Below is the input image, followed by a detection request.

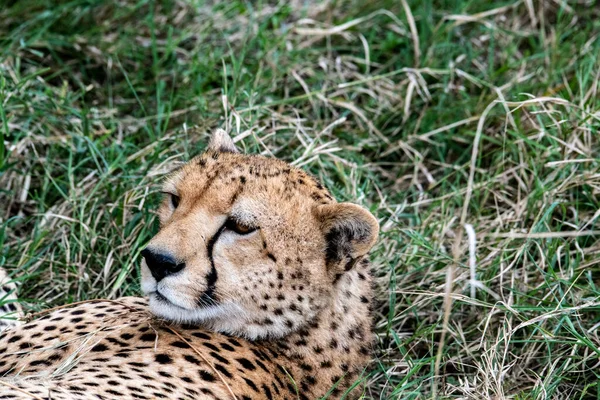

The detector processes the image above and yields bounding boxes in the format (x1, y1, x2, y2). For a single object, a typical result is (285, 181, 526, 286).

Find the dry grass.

(1, 0, 599, 398)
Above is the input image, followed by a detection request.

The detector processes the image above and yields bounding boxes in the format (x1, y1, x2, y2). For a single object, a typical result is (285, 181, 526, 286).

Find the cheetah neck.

(269, 259, 374, 396)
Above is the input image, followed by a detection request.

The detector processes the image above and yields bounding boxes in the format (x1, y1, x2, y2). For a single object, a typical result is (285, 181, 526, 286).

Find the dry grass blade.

(0, 380, 44, 400)
(399, 0, 420, 67)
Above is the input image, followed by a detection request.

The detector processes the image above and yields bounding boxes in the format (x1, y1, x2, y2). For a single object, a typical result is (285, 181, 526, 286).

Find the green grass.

(1, 0, 600, 398)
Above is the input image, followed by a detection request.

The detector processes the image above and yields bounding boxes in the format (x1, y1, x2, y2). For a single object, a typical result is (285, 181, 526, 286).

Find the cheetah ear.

(207, 128, 238, 153)
(314, 203, 379, 276)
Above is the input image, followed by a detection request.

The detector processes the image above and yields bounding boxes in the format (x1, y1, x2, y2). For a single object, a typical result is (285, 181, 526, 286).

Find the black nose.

(141, 248, 185, 282)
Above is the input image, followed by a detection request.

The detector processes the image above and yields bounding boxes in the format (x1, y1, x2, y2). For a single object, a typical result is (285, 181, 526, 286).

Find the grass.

(1, 0, 599, 398)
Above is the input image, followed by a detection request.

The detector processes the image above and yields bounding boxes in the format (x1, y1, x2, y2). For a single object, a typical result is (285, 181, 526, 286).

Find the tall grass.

(1, 1, 599, 398)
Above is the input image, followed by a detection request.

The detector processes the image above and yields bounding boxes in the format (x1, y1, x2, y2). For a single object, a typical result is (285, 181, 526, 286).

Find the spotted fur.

(0, 268, 21, 332)
(0, 130, 379, 399)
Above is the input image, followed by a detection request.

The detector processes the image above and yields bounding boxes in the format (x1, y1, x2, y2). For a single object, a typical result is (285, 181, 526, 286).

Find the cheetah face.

(141, 130, 378, 340)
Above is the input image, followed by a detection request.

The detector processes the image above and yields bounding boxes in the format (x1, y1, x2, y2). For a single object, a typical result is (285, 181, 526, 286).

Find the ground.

(0, 1, 599, 399)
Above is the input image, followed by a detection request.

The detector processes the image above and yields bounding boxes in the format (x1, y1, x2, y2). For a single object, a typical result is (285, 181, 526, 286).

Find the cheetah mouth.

(149, 291, 189, 311)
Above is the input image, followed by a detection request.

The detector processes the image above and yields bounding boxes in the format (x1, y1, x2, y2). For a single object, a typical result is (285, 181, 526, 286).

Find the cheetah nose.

(141, 248, 185, 282)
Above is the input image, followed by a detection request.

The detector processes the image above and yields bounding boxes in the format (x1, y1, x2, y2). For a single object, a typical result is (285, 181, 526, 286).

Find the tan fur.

(0, 130, 379, 399)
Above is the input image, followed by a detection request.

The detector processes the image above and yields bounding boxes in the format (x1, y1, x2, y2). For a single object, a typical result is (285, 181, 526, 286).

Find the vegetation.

(1, 0, 599, 398)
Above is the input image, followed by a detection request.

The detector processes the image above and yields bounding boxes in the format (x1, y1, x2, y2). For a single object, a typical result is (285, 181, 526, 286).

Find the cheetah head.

(141, 130, 378, 339)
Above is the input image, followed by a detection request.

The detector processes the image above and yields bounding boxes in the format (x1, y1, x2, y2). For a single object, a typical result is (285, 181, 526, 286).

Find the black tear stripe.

(198, 223, 227, 307)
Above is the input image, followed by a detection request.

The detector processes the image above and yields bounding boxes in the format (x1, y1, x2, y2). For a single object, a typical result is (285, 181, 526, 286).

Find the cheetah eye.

(170, 194, 180, 209)
(162, 192, 180, 209)
(225, 218, 257, 235)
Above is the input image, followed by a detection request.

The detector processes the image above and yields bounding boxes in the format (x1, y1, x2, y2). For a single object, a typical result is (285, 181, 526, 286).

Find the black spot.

(300, 363, 313, 372)
(91, 344, 108, 352)
(237, 358, 256, 371)
(139, 333, 156, 342)
(209, 351, 229, 365)
(7, 335, 22, 343)
(271, 382, 281, 396)
(286, 383, 298, 395)
(262, 384, 273, 399)
(184, 355, 201, 365)
(155, 354, 172, 364)
(22, 323, 38, 331)
(344, 258, 358, 271)
(192, 332, 211, 340)
(243, 377, 260, 392)
(199, 370, 216, 382)
(29, 359, 51, 367)
(267, 253, 277, 263)
(170, 341, 190, 349)
(214, 363, 233, 378)
(202, 342, 219, 352)
(71, 309, 86, 315)
(254, 358, 269, 373)
(220, 343, 235, 351)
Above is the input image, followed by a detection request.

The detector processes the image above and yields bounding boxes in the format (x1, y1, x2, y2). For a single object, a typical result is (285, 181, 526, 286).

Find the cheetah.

(0, 129, 379, 399)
